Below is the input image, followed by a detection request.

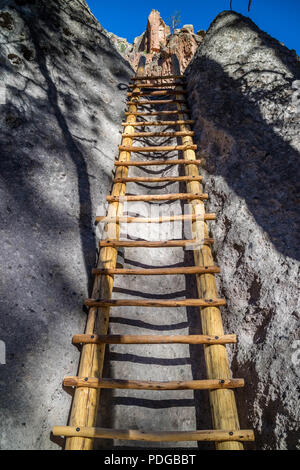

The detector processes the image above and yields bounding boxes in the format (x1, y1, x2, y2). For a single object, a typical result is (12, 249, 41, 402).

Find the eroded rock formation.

(111, 9, 204, 74)
(185, 11, 300, 450)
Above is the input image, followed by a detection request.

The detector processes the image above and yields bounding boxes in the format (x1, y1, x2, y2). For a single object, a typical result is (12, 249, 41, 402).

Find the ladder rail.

(64, 63, 146, 451)
(175, 80, 244, 450)
(54, 69, 253, 451)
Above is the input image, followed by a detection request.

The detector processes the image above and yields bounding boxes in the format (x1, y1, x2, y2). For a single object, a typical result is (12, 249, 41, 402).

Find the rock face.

(146, 9, 170, 53)
(185, 11, 300, 450)
(0, 0, 132, 450)
(114, 10, 204, 74)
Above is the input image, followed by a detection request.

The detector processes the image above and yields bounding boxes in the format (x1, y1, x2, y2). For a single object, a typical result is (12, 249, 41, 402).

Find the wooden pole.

(54, 426, 255, 442)
(84, 298, 226, 308)
(99, 239, 214, 248)
(96, 213, 216, 224)
(92, 266, 220, 276)
(64, 377, 245, 391)
(106, 193, 207, 202)
(175, 81, 244, 450)
(122, 120, 194, 127)
(64, 61, 145, 451)
(72, 333, 237, 345)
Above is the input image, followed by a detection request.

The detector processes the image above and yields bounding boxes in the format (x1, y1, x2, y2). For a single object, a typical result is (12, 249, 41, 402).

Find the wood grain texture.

(72, 333, 237, 345)
(118, 144, 197, 152)
(54, 427, 255, 442)
(64, 64, 146, 451)
(106, 193, 207, 202)
(175, 81, 245, 450)
(128, 89, 187, 96)
(122, 120, 194, 126)
(64, 377, 245, 391)
(96, 213, 216, 224)
(114, 159, 201, 167)
(84, 298, 226, 308)
(122, 131, 194, 137)
(92, 266, 220, 276)
(113, 175, 202, 183)
(99, 239, 214, 248)
(127, 99, 186, 105)
(131, 74, 185, 80)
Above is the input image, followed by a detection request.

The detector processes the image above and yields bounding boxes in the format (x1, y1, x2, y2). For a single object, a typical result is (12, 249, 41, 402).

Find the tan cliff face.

(108, 9, 205, 74)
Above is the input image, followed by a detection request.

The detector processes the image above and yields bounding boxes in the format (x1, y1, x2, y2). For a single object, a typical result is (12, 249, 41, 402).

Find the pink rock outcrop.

(111, 10, 205, 74)
(146, 9, 170, 53)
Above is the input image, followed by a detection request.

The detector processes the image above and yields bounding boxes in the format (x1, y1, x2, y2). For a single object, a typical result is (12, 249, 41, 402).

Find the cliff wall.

(0, 0, 132, 449)
(185, 11, 300, 450)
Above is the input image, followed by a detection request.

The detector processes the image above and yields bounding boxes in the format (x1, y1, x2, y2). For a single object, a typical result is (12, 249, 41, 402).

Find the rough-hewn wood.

(128, 82, 184, 88)
(175, 81, 244, 450)
(53, 427, 255, 442)
(114, 159, 201, 167)
(92, 266, 220, 276)
(127, 99, 186, 105)
(118, 144, 197, 152)
(122, 131, 194, 138)
(122, 120, 194, 126)
(128, 90, 186, 97)
(64, 377, 244, 391)
(96, 213, 216, 224)
(72, 333, 236, 345)
(85, 298, 226, 308)
(113, 175, 202, 183)
(125, 110, 185, 116)
(64, 64, 146, 451)
(99, 239, 214, 248)
(131, 74, 185, 80)
(106, 193, 207, 202)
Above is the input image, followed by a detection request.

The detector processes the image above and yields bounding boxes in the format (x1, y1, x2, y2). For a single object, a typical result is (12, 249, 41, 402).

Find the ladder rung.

(64, 376, 244, 391)
(99, 238, 214, 248)
(113, 176, 202, 183)
(92, 266, 220, 276)
(122, 120, 194, 127)
(99, 238, 213, 247)
(84, 298, 226, 308)
(119, 144, 197, 152)
(132, 74, 185, 80)
(122, 131, 194, 138)
(128, 90, 186, 97)
(125, 111, 187, 116)
(128, 83, 184, 89)
(53, 426, 255, 442)
(106, 193, 208, 202)
(96, 213, 216, 224)
(114, 159, 201, 167)
(72, 333, 236, 345)
(127, 99, 186, 106)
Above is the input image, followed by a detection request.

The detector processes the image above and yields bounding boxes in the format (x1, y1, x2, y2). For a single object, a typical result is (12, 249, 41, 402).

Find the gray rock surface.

(185, 11, 300, 450)
(0, 0, 132, 450)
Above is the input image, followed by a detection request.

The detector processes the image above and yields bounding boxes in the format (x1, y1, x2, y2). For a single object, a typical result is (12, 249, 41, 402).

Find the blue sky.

(86, 0, 300, 54)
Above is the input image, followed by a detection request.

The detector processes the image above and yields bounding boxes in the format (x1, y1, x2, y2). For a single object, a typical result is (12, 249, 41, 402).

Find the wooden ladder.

(52, 65, 254, 450)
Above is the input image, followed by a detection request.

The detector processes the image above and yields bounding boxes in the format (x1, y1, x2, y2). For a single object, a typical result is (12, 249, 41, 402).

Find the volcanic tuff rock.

(185, 11, 300, 450)
(0, 0, 132, 449)
(112, 9, 204, 74)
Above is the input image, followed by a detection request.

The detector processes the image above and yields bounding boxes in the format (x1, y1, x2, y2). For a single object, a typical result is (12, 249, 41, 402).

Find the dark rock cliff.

(185, 11, 300, 450)
(0, 0, 132, 449)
